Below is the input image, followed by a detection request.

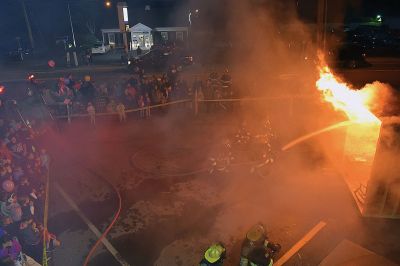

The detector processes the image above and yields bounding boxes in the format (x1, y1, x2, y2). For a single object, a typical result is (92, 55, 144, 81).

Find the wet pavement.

(41, 109, 400, 266)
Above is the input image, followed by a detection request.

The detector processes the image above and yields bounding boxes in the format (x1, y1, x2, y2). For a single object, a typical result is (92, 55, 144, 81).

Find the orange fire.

(316, 65, 380, 123)
(316, 63, 383, 214)
(316, 63, 381, 161)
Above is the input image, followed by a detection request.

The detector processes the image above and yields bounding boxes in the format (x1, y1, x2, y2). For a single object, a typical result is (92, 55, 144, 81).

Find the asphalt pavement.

(42, 108, 400, 266)
(1, 54, 400, 266)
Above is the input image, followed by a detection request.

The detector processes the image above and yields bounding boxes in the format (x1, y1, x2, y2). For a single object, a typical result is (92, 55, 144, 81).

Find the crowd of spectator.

(39, 65, 234, 121)
(0, 117, 58, 266)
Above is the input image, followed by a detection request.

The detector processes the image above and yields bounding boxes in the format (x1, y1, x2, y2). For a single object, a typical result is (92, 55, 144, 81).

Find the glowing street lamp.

(376, 15, 382, 22)
(105, 1, 112, 8)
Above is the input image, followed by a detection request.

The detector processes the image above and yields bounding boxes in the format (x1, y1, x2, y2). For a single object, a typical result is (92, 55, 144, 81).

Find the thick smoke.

(362, 81, 397, 117)
(226, 1, 317, 96)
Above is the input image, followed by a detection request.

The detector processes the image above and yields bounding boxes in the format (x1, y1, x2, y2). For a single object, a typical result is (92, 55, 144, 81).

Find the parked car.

(91, 44, 111, 54)
(2, 49, 31, 62)
(128, 47, 193, 71)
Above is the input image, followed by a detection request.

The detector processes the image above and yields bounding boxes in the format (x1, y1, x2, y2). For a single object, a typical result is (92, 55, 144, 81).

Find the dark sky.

(0, 0, 399, 50)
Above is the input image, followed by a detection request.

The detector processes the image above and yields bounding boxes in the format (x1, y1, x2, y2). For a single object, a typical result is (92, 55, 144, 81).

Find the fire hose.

(82, 169, 124, 266)
(131, 149, 269, 177)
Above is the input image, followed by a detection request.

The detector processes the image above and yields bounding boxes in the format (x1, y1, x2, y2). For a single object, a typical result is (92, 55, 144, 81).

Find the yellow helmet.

(246, 224, 265, 242)
(204, 244, 225, 263)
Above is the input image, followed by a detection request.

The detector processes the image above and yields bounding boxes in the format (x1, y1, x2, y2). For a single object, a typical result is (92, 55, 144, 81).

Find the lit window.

(123, 7, 129, 22)
(161, 32, 168, 41)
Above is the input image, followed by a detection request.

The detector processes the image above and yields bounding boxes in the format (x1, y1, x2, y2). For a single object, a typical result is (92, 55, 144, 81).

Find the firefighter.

(240, 224, 281, 266)
(250, 120, 275, 173)
(220, 68, 232, 97)
(199, 243, 226, 266)
(208, 71, 220, 109)
(209, 139, 233, 173)
(235, 121, 251, 146)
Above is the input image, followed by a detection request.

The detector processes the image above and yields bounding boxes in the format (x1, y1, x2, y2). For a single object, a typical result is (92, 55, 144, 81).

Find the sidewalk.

(0, 49, 130, 82)
(0, 64, 127, 83)
(319, 239, 397, 266)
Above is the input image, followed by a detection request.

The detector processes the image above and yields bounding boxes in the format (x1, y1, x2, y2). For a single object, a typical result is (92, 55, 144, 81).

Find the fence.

(42, 165, 51, 266)
(52, 93, 315, 122)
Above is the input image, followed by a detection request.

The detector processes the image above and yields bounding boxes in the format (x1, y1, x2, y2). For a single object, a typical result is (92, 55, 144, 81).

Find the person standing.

(136, 45, 142, 57)
(197, 88, 205, 113)
(208, 71, 220, 99)
(220, 69, 232, 98)
(116, 102, 126, 122)
(0, 235, 22, 263)
(137, 95, 145, 118)
(144, 93, 151, 119)
(240, 224, 281, 266)
(18, 219, 42, 263)
(80, 76, 96, 105)
(87, 102, 96, 125)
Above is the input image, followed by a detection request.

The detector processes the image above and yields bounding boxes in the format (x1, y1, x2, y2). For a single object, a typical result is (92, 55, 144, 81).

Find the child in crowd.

(116, 103, 126, 123)
(106, 100, 116, 113)
(87, 102, 96, 125)
(137, 95, 145, 118)
(145, 93, 151, 119)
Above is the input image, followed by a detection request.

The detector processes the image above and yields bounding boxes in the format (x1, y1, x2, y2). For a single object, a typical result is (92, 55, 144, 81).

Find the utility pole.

(67, 2, 79, 67)
(20, 0, 35, 50)
(67, 3, 77, 48)
(323, 0, 328, 52)
(117, 2, 130, 55)
(317, 0, 328, 52)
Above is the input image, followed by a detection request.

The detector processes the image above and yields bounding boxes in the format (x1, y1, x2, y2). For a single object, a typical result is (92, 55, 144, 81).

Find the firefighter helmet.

(204, 243, 225, 263)
(246, 223, 266, 242)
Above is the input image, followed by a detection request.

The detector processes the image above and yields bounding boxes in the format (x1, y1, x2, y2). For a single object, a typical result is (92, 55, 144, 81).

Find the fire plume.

(315, 62, 384, 216)
(316, 65, 380, 123)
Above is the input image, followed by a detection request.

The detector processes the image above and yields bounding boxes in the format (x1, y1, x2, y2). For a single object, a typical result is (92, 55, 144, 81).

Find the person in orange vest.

(199, 242, 226, 266)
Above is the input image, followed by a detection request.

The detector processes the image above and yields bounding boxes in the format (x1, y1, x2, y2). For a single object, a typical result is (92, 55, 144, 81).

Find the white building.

(130, 23, 153, 50)
(100, 23, 188, 51)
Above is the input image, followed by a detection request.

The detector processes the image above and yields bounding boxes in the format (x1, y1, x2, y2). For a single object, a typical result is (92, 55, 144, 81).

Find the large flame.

(316, 63, 382, 214)
(316, 65, 380, 123)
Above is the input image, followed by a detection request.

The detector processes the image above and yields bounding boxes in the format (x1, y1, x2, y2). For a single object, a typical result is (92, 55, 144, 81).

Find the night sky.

(0, 0, 399, 51)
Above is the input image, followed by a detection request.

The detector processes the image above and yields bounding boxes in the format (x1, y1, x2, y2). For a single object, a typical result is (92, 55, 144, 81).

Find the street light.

(67, 3, 77, 48)
(188, 8, 199, 25)
(19, 0, 35, 50)
(105, 1, 112, 8)
(67, 2, 79, 67)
